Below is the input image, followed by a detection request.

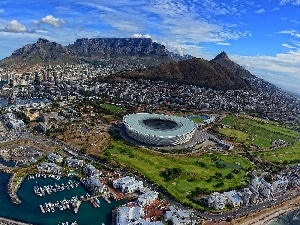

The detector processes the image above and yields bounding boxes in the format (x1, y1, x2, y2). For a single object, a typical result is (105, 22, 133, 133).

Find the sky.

(0, 0, 300, 95)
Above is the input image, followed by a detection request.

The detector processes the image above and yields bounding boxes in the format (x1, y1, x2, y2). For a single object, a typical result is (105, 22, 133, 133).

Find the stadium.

(123, 113, 197, 146)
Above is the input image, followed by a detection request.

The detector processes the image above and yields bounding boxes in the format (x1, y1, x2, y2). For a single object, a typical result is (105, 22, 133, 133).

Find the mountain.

(210, 51, 291, 95)
(0, 38, 75, 66)
(0, 38, 187, 68)
(105, 57, 250, 90)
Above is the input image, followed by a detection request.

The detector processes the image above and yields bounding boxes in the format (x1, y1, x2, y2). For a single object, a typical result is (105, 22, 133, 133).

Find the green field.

(100, 103, 126, 115)
(256, 141, 300, 165)
(219, 114, 298, 149)
(189, 116, 204, 123)
(105, 140, 255, 208)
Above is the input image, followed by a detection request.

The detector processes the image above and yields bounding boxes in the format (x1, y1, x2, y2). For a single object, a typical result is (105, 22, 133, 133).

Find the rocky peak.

(36, 38, 50, 44)
(213, 51, 229, 61)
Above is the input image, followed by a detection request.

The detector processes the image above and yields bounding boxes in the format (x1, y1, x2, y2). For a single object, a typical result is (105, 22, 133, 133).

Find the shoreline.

(0, 217, 32, 225)
(0, 166, 22, 204)
(232, 194, 300, 225)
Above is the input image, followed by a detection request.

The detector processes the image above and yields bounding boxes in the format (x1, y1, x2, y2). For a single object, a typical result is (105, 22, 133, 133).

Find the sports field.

(218, 114, 298, 149)
(105, 140, 255, 208)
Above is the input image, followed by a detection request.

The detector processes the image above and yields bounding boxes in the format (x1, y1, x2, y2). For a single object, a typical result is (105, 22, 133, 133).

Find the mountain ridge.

(0, 38, 192, 68)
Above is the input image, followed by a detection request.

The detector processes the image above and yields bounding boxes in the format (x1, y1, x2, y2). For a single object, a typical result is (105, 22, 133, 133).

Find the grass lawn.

(218, 128, 249, 143)
(100, 103, 126, 115)
(189, 116, 204, 123)
(219, 114, 298, 149)
(256, 141, 300, 165)
(105, 140, 255, 209)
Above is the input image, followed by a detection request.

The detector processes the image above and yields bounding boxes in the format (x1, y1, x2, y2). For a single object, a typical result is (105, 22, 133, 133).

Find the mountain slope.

(106, 57, 250, 90)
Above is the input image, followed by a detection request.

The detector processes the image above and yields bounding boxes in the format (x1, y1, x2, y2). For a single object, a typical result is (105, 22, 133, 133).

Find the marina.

(34, 180, 80, 196)
(0, 172, 124, 225)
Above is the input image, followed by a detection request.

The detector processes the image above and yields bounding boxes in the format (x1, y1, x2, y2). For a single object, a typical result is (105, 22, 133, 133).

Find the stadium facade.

(123, 113, 197, 146)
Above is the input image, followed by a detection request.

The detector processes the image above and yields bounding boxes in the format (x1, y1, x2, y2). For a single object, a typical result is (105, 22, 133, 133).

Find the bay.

(0, 172, 123, 225)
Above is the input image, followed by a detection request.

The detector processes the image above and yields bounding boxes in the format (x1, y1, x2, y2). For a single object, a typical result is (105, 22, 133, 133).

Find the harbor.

(0, 172, 124, 225)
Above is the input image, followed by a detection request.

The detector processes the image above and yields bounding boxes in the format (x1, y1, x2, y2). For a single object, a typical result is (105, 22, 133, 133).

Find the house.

(207, 192, 226, 210)
(65, 157, 84, 168)
(47, 153, 63, 163)
(224, 190, 243, 207)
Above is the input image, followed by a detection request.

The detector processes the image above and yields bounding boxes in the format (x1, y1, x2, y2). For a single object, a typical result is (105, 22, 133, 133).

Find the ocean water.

(268, 210, 300, 225)
(0, 172, 124, 225)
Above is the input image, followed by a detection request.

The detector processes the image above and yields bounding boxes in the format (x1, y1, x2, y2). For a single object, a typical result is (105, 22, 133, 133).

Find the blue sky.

(0, 0, 300, 95)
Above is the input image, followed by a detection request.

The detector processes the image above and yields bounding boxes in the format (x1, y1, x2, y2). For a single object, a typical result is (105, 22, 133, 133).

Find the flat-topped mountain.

(0, 38, 191, 68)
(106, 57, 250, 90)
(67, 38, 169, 58)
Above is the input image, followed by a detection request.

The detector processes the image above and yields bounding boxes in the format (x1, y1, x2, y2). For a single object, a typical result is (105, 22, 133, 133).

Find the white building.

(272, 175, 289, 193)
(36, 162, 61, 174)
(207, 192, 226, 210)
(113, 176, 144, 193)
(259, 179, 272, 199)
(224, 190, 243, 207)
(137, 191, 158, 206)
(47, 153, 63, 163)
(85, 176, 106, 194)
(116, 205, 164, 225)
(83, 164, 100, 177)
(6, 119, 24, 129)
(65, 157, 84, 168)
(164, 205, 191, 225)
(238, 187, 252, 205)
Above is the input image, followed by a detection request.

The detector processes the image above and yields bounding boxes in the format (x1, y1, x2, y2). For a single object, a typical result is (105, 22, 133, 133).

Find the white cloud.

(132, 34, 151, 38)
(0, 9, 5, 13)
(282, 43, 296, 48)
(280, 0, 300, 5)
(3, 20, 26, 33)
(254, 8, 266, 14)
(216, 42, 231, 45)
(231, 50, 300, 93)
(278, 30, 300, 37)
(35, 15, 66, 27)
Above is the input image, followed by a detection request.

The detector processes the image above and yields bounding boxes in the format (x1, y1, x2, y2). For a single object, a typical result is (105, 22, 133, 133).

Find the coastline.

(0, 165, 22, 204)
(0, 217, 32, 225)
(232, 194, 300, 225)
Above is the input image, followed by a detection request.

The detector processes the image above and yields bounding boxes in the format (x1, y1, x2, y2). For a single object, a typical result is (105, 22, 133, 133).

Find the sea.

(0, 172, 124, 225)
(268, 210, 300, 225)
